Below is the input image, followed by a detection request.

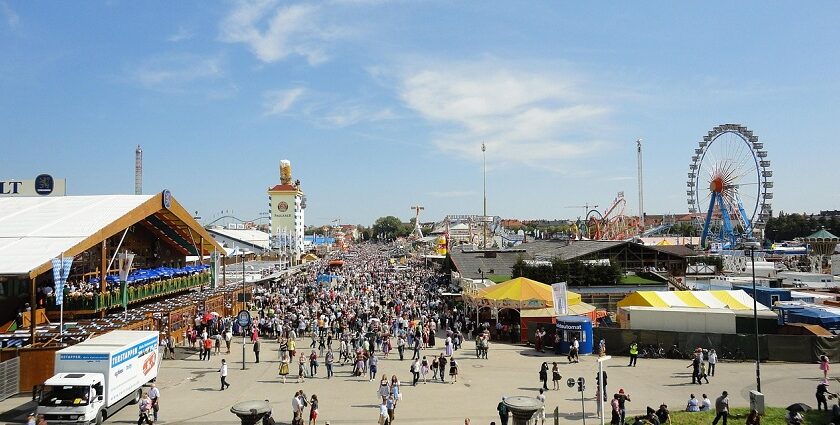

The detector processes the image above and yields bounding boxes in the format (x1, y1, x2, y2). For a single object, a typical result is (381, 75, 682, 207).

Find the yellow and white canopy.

(617, 290, 769, 311)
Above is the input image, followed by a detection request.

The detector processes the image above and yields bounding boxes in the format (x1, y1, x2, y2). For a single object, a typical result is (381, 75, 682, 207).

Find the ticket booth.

(556, 315, 593, 355)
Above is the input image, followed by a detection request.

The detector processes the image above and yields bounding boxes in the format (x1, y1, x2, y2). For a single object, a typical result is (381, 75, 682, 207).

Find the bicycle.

(720, 347, 746, 362)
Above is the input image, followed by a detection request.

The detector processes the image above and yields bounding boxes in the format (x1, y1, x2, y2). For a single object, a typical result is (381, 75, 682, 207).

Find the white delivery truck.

(35, 330, 160, 425)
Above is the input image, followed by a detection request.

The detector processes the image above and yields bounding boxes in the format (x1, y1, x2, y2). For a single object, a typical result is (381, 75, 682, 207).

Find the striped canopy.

(469, 277, 581, 310)
(617, 290, 769, 311)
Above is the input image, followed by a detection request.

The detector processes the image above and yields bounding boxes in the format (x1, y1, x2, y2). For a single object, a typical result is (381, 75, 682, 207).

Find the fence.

(0, 357, 19, 401)
(593, 327, 840, 363)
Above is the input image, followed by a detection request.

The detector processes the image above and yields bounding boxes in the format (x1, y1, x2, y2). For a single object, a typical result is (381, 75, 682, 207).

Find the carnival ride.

(577, 192, 640, 240)
(687, 124, 773, 249)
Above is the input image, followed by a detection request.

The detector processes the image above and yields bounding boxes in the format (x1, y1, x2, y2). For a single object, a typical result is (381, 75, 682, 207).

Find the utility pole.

(482, 142, 487, 249)
(636, 139, 644, 232)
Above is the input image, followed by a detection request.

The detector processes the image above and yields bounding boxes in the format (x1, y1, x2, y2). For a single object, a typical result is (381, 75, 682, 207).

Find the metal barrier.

(0, 357, 20, 401)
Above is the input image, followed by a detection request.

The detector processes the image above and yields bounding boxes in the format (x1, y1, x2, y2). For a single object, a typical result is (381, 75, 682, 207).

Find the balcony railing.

(47, 272, 211, 312)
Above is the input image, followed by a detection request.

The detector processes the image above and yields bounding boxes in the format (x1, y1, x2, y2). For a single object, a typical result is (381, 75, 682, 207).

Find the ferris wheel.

(687, 124, 773, 249)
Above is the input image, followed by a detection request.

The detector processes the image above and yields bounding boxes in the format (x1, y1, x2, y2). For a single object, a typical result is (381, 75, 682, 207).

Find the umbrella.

(210, 312, 220, 316)
(786, 403, 811, 412)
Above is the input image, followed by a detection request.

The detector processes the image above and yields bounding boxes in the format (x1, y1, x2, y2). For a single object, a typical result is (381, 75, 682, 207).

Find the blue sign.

(35, 174, 54, 195)
(111, 336, 158, 368)
(237, 310, 251, 327)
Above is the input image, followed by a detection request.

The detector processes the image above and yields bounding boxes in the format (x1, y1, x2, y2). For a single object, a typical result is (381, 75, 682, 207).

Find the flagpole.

(59, 253, 64, 344)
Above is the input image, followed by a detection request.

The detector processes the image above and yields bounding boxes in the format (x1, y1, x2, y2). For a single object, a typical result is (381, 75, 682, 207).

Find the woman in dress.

(420, 356, 430, 383)
(378, 375, 390, 400)
(298, 353, 306, 383)
(820, 354, 830, 380)
(445, 335, 454, 357)
(279, 352, 290, 384)
(552, 362, 561, 390)
(354, 350, 365, 376)
(390, 375, 401, 404)
(449, 357, 458, 383)
(382, 334, 391, 358)
(308, 394, 319, 425)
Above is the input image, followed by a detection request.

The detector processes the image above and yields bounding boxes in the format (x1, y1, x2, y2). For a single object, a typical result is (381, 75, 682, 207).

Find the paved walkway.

(0, 338, 829, 424)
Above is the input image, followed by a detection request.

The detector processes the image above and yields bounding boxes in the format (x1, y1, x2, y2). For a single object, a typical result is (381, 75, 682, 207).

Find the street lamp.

(746, 245, 764, 393)
(482, 142, 487, 249)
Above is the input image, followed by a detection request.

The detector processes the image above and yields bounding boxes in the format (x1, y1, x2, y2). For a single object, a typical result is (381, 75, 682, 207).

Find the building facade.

(268, 160, 306, 258)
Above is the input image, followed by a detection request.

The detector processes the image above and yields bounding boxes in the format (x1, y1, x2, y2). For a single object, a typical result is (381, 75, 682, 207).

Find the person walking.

(712, 391, 729, 425)
(497, 396, 509, 425)
(397, 334, 406, 361)
(699, 362, 710, 384)
(539, 362, 549, 390)
(219, 359, 231, 390)
(688, 356, 701, 385)
(411, 358, 420, 386)
(279, 352, 290, 384)
(438, 354, 448, 383)
(308, 394, 319, 425)
(816, 381, 836, 411)
(203, 336, 213, 361)
(309, 350, 319, 377)
(254, 338, 261, 364)
(298, 353, 307, 383)
(378, 399, 389, 425)
(449, 357, 459, 383)
(708, 349, 717, 376)
(617, 389, 630, 424)
(628, 342, 638, 367)
(325, 349, 334, 379)
(820, 354, 831, 380)
(138, 392, 154, 425)
(551, 362, 561, 390)
(534, 388, 546, 425)
(148, 383, 160, 422)
(369, 353, 379, 381)
(225, 328, 232, 354)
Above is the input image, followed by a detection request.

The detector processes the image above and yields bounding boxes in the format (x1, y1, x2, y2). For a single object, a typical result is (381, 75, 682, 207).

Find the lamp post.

(749, 247, 761, 393)
(242, 253, 246, 371)
(482, 142, 487, 249)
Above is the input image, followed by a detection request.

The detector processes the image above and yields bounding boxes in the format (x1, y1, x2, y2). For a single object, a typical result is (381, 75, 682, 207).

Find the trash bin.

(749, 390, 765, 415)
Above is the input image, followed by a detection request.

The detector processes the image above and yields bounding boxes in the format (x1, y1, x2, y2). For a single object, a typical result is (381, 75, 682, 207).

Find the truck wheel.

(130, 388, 142, 404)
(93, 410, 104, 425)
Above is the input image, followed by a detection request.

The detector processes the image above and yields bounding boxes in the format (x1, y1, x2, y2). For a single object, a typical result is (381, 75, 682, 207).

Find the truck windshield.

(40, 385, 91, 406)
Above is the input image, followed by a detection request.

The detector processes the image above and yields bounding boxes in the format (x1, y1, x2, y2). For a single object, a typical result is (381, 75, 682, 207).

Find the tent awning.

(618, 290, 768, 311)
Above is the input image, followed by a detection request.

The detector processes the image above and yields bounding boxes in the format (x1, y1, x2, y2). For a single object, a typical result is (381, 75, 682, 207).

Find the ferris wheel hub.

(709, 176, 724, 193)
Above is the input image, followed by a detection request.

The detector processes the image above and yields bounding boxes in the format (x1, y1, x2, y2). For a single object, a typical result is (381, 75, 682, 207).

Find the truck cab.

(36, 373, 108, 424)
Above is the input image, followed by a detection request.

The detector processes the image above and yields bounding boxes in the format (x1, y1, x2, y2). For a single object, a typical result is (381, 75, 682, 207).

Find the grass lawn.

(670, 407, 831, 425)
(488, 274, 511, 283)
(620, 275, 663, 285)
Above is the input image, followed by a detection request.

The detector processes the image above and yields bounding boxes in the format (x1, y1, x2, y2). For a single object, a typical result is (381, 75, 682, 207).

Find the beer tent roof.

(472, 277, 582, 309)
(0, 193, 224, 278)
(617, 290, 769, 311)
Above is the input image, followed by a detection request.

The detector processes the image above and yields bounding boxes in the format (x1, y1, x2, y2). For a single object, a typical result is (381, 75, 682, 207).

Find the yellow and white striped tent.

(617, 290, 769, 311)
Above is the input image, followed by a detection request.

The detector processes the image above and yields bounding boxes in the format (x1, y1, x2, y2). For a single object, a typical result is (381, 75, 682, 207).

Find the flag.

(51, 256, 73, 306)
(118, 253, 135, 310)
(552, 282, 568, 316)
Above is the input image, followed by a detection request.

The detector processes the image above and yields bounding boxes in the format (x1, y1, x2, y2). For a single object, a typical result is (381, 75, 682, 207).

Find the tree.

(372, 216, 407, 240)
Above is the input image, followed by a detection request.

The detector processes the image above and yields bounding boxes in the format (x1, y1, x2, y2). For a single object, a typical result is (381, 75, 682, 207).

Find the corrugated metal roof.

(0, 195, 155, 275)
(207, 228, 271, 250)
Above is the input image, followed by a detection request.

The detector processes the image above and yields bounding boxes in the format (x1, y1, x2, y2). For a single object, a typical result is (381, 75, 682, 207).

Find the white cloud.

(1, 1, 19, 29)
(168, 26, 195, 42)
(263, 87, 305, 115)
(219, 1, 333, 65)
(130, 55, 224, 91)
(399, 60, 611, 169)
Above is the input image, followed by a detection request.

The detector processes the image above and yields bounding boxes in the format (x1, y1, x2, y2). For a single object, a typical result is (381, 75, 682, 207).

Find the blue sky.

(2, 1, 838, 226)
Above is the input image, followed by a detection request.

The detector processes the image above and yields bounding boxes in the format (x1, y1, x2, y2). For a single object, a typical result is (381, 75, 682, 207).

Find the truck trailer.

(36, 330, 160, 424)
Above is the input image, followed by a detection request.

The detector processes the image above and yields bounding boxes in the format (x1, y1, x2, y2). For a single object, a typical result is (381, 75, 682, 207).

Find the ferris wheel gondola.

(687, 124, 773, 249)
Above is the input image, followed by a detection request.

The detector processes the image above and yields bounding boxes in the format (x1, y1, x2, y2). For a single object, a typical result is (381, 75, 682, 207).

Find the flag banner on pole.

(118, 253, 135, 310)
(51, 257, 73, 306)
(552, 282, 568, 316)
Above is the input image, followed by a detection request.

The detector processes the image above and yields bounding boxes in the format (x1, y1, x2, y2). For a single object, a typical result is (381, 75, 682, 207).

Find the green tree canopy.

(372, 216, 410, 240)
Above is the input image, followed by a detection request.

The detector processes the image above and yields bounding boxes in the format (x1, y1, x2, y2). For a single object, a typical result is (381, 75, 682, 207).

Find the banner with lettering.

(552, 282, 568, 316)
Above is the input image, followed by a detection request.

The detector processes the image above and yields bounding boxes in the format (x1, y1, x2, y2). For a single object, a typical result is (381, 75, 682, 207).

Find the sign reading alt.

(0, 174, 66, 197)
